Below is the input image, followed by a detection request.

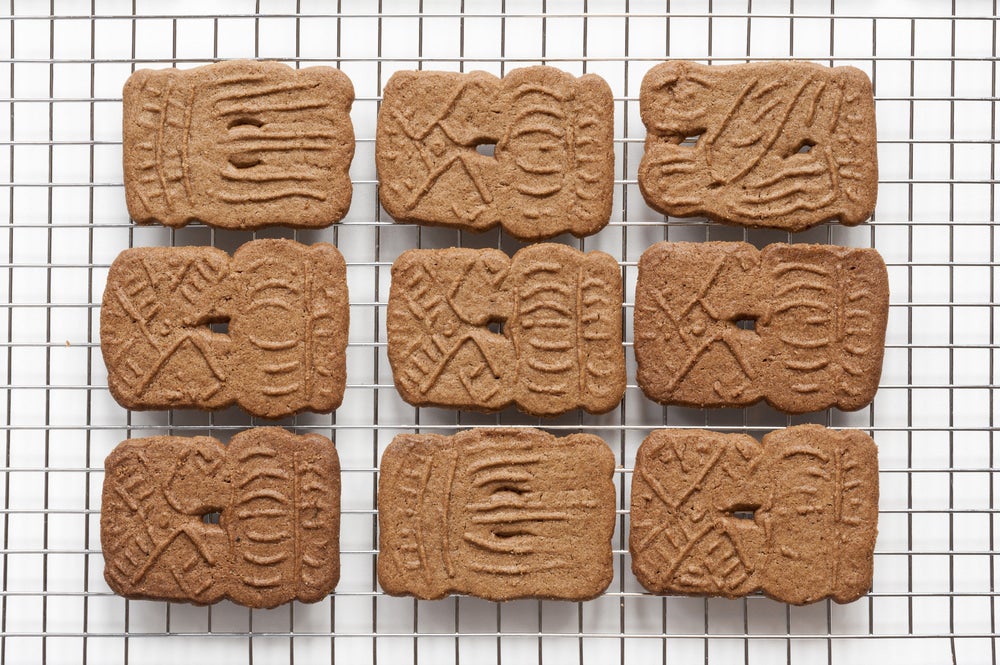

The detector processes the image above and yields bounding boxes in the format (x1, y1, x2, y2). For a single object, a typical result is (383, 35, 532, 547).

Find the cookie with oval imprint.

(387, 244, 625, 416)
(376, 66, 614, 241)
(638, 61, 877, 231)
(634, 241, 888, 414)
(101, 428, 340, 608)
(100, 239, 349, 419)
(630, 425, 878, 605)
(378, 428, 616, 601)
(123, 59, 355, 229)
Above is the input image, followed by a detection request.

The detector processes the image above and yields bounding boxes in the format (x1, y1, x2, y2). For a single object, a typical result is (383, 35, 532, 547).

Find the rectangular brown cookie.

(387, 244, 625, 416)
(376, 66, 614, 241)
(123, 59, 355, 229)
(378, 428, 615, 601)
(630, 425, 878, 605)
(634, 241, 888, 414)
(101, 427, 340, 609)
(100, 239, 349, 419)
(638, 61, 877, 231)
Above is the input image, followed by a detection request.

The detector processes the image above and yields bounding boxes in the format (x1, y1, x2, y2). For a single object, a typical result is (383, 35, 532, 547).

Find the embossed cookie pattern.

(387, 244, 625, 416)
(376, 66, 614, 241)
(123, 60, 355, 229)
(634, 241, 888, 413)
(378, 428, 616, 601)
(638, 61, 877, 231)
(101, 428, 340, 608)
(630, 426, 878, 605)
(100, 239, 349, 419)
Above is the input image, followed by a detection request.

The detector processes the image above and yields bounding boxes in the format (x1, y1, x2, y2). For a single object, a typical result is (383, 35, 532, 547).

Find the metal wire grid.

(0, 0, 995, 663)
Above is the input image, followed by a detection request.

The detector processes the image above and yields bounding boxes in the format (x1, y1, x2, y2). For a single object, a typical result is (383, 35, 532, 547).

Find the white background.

(0, 0, 996, 663)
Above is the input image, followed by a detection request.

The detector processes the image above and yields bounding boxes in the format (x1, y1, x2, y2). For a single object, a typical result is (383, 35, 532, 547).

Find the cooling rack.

(1, 0, 995, 663)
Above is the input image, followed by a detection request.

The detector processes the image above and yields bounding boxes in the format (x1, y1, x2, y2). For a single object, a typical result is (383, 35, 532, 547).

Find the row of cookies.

(100, 238, 888, 419)
(123, 59, 877, 238)
(102, 425, 877, 608)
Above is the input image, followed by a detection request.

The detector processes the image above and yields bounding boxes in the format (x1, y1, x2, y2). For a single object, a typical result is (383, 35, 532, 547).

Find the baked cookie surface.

(101, 239, 349, 419)
(377, 66, 614, 241)
(101, 428, 340, 608)
(123, 59, 355, 229)
(387, 244, 625, 416)
(638, 61, 877, 231)
(630, 425, 878, 605)
(378, 428, 616, 601)
(634, 241, 888, 414)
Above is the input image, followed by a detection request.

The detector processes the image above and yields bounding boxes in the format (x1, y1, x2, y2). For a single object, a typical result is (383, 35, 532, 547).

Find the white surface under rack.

(1, 0, 996, 663)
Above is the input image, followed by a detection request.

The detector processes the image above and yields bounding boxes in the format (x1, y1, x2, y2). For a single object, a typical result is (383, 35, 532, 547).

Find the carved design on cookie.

(103, 247, 233, 409)
(764, 244, 887, 412)
(102, 439, 227, 604)
(635, 247, 759, 404)
(629, 426, 878, 605)
(124, 60, 355, 229)
(638, 61, 877, 232)
(101, 428, 340, 608)
(230, 242, 349, 417)
(633, 242, 888, 414)
(387, 245, 625, 416)
(376, 67, 614, 241)
(225, 431, 340, 607)
(765, 428, 880, 602)
(391, 248, 514, 411)
(377, 428, 615, 601)
(629, 431, 760, 597)
(385, 79, 495, 218)
(101, 239, 349, 419)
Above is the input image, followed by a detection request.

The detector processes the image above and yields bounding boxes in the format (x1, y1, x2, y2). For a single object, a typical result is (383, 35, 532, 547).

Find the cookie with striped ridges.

(378, 428, 615, 601)
(123, 59, 354, 229)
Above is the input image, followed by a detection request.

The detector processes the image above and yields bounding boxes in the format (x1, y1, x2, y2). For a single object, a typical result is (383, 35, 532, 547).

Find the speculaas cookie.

(123, 59, 355, 229)
(101, 427, 340, 608)
(630, 425, 878, 605)
(387, 244, 625, 416)
(378, 427, 615, 601)
(101, 239, 349, 419)
(376, 66, 614, 241)
(638, 61, 877, 231)
(634, 241, 888, 414)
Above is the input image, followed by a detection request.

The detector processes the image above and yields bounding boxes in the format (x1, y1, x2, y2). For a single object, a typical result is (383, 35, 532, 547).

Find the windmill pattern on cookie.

(629, 426, 878, 605)
(123, 60, 355, 229)
(101, 429, 340, 608)
(100, 240, 349, 419)
(387, 245, 624, 416)
(377, 66, 614, 241)
(638, 61, 877, 231)
(378, 429, 616, 601)
(634, 242, 888, 413)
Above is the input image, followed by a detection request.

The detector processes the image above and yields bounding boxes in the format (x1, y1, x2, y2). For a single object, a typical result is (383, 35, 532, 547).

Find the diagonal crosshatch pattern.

(0, 0, 995, 663)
